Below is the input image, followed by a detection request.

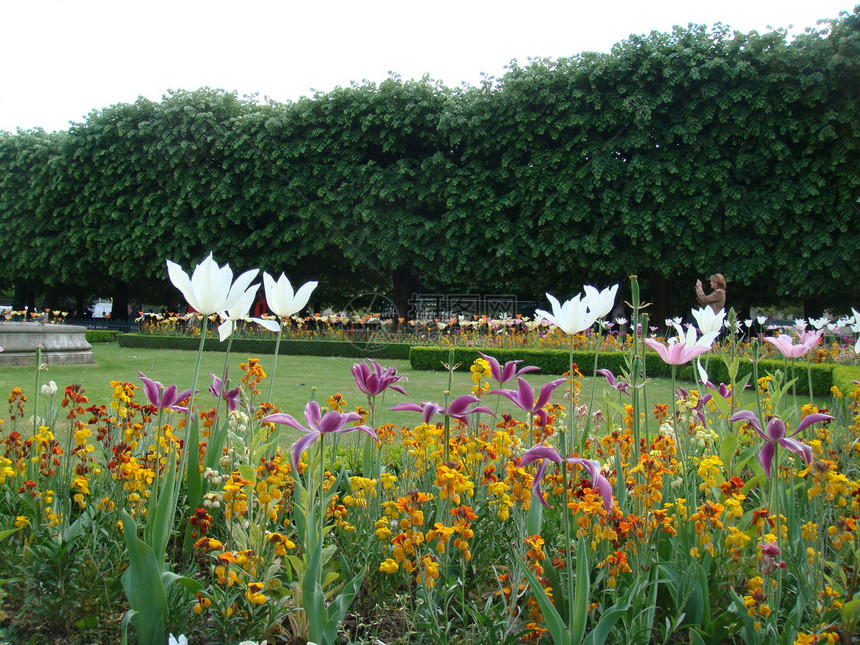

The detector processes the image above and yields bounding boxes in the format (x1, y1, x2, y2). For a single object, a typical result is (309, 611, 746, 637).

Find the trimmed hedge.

(676, 356, 837, 396)
(832, 365, 860, 395)
(408, 347, 665, 379)
(117, 334, 412, 360)
(408, 346, 843, 397)
(85, 330, 119, 343)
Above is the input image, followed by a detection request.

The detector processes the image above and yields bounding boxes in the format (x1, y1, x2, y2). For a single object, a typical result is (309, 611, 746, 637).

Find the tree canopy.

(2, 9, 858, 319)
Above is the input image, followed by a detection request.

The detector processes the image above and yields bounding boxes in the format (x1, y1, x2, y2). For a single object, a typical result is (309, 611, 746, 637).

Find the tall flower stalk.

(116, 254, 256, 645)
(263, 402, 375, 645)
(252, 272, 317, 405)
(645, 322, 718, 465)
(582, 284, 618, 446)
(535, 291, 599, 454)
(352, 359, 407, 477)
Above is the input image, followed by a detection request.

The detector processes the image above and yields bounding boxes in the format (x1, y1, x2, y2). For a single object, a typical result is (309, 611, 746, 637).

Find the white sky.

(1, 0, 855, 133)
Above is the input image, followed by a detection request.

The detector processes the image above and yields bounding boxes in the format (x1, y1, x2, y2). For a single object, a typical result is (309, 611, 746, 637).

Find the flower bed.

(2, 258, 859, 645)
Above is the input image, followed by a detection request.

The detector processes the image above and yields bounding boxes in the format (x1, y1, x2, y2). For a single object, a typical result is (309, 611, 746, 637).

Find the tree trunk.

(44, 285, 59, 310)
(12, 280, 27, 311)
(392, 263, 419, 323)
(803, 296, 826, 319)
(111, 281, 130, 320)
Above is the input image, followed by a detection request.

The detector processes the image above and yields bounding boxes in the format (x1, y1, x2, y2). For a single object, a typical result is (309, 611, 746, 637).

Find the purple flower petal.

(759, 442, 775, 478)
(765, 417, 787, 442)
(794, 413, 834, 436)
(304, 400, 322, 430)
(290, 431, 320, 472)
(521, 444, 562, 467)
(262, 412, 307, 434)
(778, 437, 813, 464)
(535, 378, 567, 411)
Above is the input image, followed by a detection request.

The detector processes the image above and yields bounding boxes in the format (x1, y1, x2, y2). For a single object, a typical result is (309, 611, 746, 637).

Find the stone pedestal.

(0, 323, 94, 366)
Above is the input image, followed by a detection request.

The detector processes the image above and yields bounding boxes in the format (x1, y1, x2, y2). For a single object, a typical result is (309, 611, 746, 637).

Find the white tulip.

(691, 307, 725, 335)
(261, 272, 318, 318)
(583, 284, 619, 319)
(166, 253, 258, 316)
(535, 292, 599, 336)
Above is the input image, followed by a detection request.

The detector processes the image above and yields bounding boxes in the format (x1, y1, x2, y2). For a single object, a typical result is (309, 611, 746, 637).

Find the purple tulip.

(728, 410, 833, 477)
(391, 394, 494, 425)
(209, 371, 240, 412)
(263, 401, 377, 472)
(490, 377, 567, 427)
(351, 359, 407, 398)
(138, 371, 195, 413)
(521, 444, 613, 512)
(596, 369, 629, 396)
(478, 352, 540, 385)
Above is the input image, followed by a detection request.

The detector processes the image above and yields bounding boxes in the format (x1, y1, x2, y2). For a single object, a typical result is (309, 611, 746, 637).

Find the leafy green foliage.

(1, 9, 857, 315)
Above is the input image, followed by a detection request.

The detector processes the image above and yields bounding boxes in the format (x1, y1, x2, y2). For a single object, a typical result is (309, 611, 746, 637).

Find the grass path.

(1, 342, 824, 445)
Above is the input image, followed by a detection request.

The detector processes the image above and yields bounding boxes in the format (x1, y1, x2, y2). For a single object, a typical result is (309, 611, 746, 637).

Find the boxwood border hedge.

(407, 346, 860, 397)
(117, 334, 411, 360)
(85, 330, 120, 343)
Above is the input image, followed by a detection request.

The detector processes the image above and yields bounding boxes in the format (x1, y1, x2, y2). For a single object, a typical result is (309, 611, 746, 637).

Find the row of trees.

(2, 9, 858, 322)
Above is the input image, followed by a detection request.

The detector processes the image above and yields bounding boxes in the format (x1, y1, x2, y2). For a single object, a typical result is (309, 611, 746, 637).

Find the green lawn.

(0, 342, 827, 445)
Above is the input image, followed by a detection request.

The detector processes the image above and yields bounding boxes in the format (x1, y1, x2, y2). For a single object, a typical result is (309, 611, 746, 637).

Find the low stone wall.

(0, 322, 94, 366)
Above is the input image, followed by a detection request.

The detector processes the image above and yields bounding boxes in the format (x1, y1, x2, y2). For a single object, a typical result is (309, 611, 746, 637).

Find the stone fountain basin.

(0, 322, 94, 366)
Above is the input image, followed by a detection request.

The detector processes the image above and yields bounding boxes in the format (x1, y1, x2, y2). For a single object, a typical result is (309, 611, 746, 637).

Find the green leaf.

(582, 580, 642, 645)
(120, 510, 168, 645)
(323, 566, 366, 644)
(0, 527, 21, 542)
(205, 420, 229, 471)
(570, 537, 590, 645)
(143, 443, 178, 569)
(719, 432, 737, 472)
(515, 553, 570, 645)
(527, 496, 544, 536)
(162, 570, 203, 594)
(842, 598, 860, 634)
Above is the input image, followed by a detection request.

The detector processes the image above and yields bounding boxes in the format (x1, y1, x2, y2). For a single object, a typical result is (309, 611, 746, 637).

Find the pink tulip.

(644, 325, 718, 366)
(764, 334, 810, 359)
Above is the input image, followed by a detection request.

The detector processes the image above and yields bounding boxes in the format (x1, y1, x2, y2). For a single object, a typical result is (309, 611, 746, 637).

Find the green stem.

(266, 319, 284, 404)
(640, 313, 650, 449)
(179, 316, 208, 481)
(790, 356, 798, 419)
(443, 391, 451, 463)
(752, 341, 764, 422)
(671, 365, 684, 468)
(318, 433, 325, 544)
(583, 326, 602, 447)
(565, 334, 574, 455)
(32, 346, 42, 438)
(152, 408, 165, 509)
(560, 462, 575, 636)
(213, 333, 235, 430)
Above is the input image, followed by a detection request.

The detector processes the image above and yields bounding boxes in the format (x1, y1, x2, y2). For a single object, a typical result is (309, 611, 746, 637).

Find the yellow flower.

(470, 358, 491, 384)
(244, 582, 266, 605)
(379, 558, 399, 574)
(14, 516, 29, 529)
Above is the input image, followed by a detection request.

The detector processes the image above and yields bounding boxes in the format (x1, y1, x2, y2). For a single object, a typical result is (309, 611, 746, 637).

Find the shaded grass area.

(0, 342, 828, 446)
